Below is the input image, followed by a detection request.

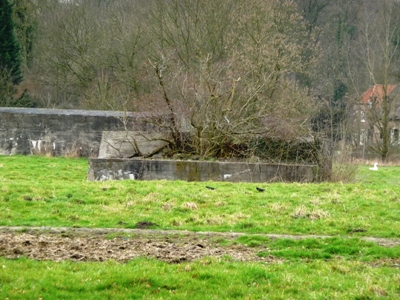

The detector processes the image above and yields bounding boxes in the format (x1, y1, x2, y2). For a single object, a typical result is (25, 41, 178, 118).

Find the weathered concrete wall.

(0, 108, 159, 156)
(88, 158, 319, 183)
(98, 131, 168, 158)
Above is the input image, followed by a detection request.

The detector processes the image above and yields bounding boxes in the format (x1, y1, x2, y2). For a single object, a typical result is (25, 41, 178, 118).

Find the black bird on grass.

(206, 186, 216, 190)
(256, 187, 265, 192)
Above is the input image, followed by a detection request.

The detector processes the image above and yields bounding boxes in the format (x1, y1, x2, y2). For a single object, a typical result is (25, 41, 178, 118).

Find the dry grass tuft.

(182, 202, 198, 210)
(331, 264, 350, 274)
(330, 155, 361, 182)
(309, 198, 321, 206)
(308, 209, 330, 220)
(291, 206, 329, 220)
(143, 192, 161, 203)
(326, 191, 341, 202)
(125, 201, 135, 207)
(369, 285, 388, 297)
(291, 205, 309, 219)
(162, 203, 174, 211)
(102, 205, 121, 212)
(63, 149, 79, 158)
(214, 201, 227, 207)
(231, 212, 250, 220)
(206, 216, 225, 225)
(269, 203, 288, 212)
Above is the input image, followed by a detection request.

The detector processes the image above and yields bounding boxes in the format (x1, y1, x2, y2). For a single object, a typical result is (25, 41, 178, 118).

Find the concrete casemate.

(88, 158, 319, 183)
(0, 107, 161, 156)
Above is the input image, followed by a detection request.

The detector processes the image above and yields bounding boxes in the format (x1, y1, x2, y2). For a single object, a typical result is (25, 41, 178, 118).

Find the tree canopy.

(4, 0, 400, 161)
(0, 0, 22, 84)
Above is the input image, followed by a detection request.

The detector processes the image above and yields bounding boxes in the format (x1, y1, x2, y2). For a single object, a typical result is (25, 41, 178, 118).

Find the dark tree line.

(2, 0, 400, 161)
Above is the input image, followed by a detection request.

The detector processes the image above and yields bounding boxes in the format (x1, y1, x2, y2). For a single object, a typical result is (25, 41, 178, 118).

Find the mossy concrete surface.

(0, 107, 162, 156)
(88, 158, 318, 182)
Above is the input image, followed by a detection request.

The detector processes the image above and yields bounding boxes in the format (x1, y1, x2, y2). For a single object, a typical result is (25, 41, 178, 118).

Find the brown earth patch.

(0, 230, 276, 264)
(1, 227, 399, 264)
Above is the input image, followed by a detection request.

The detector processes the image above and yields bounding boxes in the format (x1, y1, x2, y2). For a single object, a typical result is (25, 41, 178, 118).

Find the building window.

(360, 129, 367, 145)
(392, 128, 399, 144)
(361, 111, 366, 122)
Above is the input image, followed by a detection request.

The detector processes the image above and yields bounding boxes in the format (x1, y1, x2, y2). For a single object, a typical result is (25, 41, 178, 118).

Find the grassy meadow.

(1, 257, 399, 299)
(1, 155, 400, 299)
(0, 155, 399, 237)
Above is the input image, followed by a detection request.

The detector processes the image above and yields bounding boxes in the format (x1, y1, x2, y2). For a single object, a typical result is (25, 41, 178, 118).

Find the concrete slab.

(98, 131, 168, 158)
(88, 158, 319, 182)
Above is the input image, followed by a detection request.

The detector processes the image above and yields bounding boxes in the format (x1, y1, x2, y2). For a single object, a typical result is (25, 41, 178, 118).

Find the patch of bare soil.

(1, 227, 399, 264)
(0, 230, 276, 264)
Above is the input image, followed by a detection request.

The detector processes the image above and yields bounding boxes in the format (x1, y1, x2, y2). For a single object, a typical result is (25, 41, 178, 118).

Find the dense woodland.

(2, 0, 400, 161)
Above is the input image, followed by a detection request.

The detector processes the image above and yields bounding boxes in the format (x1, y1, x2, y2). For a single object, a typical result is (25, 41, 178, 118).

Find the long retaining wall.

(0, 107, 157, 156)
(88, 158, 319, 183)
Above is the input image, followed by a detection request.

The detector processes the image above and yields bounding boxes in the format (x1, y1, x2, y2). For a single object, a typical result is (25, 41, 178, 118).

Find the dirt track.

(0, 227, 275, 263)
(1, 227, 399, 264)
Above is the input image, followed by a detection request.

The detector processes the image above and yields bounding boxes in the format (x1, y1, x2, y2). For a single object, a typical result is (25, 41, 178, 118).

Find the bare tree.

(301, 0, 362, 147)
(80, 0, 152, 111)
(32, 0, 109, 107)
(354, 0, 400, 161)
(146, 0, 318, 159)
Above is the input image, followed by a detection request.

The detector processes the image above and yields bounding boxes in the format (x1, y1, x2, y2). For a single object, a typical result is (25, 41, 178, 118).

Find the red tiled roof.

(361, 84, 397, 103)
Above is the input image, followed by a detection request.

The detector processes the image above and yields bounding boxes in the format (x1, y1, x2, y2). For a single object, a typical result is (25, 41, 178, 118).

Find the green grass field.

(1, 257, 399, 299)
(1, 155, 399, 237)
(1, 155, 400, 299)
